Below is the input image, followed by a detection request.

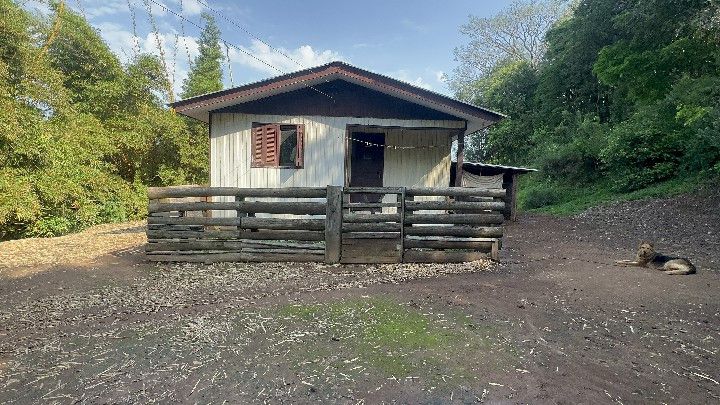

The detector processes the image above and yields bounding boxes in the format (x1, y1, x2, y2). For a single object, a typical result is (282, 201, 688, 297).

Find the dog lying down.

(615, 242, 696, 275)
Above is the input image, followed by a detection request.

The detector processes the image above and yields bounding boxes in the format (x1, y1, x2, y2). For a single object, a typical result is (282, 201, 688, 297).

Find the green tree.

(466, 61, 539, 165)
(450, 0, 568, 101)
(181, 12, 223, 98)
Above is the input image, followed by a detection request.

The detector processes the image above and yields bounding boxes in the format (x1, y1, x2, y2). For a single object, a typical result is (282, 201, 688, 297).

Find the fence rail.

(145, 185, 506, 264)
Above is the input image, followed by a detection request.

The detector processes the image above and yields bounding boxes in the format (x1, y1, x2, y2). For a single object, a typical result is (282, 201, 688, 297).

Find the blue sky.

(25, 0, 514, 97)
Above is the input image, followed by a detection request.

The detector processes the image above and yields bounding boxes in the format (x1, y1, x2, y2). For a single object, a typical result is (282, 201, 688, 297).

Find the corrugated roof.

(169, 61, 505, 127)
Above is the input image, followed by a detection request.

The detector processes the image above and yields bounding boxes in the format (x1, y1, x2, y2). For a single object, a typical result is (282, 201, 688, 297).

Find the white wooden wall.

(210, 113, 461, 190)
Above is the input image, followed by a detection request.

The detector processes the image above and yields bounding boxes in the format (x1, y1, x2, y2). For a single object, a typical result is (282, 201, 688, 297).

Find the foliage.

(181, 12, 223, 99)
(450, 0, 568, 100)
(451, 0, 720, 211)
(0, 1, 211, 239)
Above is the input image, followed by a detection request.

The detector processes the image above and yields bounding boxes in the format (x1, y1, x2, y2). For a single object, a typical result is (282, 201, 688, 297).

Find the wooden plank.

(403, 239, 494, 251)
(242, 217, 325, 231)
(403, 250, 490, 263)
(343, 213, 401, 223)
(405, 201, 505, 211)
(325, 185, 342, 264)
(146, 241, 241, 251)
(148, 201, 326, 215)
(146, 252, 323, 263)
(146, 240, 324, 252)
(148, 216, 240, 226)
(238, 230, 325, 241)
(406, 187, 506, 198)
(340, 238, 400, 264)
(342, 202, 399, 209)
(342, 232, 401, 239)
(148, 186, 327, 199)
(147, 229, 324, 241)
(491, 240, 499, 261)
(342, 223, 401, 232)
(405, 226, 503, 238)
(147, 229, 238, 240)
(405, 213, 504, 225)
(344, 187, 403, 194)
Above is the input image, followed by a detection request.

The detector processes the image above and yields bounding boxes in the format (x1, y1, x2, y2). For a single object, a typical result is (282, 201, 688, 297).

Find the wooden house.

(170, 62, 504, 200)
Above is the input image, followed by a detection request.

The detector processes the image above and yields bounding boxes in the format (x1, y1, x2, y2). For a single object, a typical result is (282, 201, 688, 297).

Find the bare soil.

(0, 192, 718, 404)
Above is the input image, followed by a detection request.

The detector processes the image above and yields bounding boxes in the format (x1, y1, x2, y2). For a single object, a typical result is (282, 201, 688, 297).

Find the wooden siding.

(210, 113, 462, 190)
(382, 128, 453, 189)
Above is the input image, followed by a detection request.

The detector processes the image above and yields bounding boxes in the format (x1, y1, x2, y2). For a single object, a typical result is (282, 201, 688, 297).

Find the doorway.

(348, 132, 385, 203)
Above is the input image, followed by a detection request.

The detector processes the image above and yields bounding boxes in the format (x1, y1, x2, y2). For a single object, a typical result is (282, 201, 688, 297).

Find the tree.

(450, 0, 568, 100)
(465, 61, 539, 165)
(181, 12, 223, 98)
(534, 0, 625, 125)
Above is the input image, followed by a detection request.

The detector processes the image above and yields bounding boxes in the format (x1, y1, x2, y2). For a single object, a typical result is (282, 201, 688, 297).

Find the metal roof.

(169, 61, 505, 129)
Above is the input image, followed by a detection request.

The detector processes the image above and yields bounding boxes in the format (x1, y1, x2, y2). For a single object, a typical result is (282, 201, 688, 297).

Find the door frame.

(344, 126, 387, 188)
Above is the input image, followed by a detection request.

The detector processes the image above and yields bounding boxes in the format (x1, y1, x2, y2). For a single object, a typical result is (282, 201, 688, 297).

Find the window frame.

(250, 122, 305, 169)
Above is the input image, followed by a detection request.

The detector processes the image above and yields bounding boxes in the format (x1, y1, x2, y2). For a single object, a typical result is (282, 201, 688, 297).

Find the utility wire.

(194, 0, 308, 70)
(144, 0, 334, 101)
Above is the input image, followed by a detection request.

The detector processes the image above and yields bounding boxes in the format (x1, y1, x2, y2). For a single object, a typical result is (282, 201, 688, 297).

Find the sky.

(24, 0, 514, 97)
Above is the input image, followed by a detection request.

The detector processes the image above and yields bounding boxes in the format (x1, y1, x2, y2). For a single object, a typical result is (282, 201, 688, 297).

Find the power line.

(194, 0, 308, 70)
(142, 0, 175, 102)
(178, 0, 193, 68)
(144, 0, 334, 101)
(224, 41, 234, 87)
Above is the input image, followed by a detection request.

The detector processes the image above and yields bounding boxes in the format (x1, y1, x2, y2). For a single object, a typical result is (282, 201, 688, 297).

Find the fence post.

(398, 187, 406, 263)
(325, 185, 342, 264)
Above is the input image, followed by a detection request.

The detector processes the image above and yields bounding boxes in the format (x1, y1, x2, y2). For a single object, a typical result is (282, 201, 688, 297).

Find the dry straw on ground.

(0, 221, 146, 278)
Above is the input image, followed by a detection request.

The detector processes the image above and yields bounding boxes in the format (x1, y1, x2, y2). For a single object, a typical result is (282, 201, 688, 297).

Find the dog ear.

(639, 241, 653, 248)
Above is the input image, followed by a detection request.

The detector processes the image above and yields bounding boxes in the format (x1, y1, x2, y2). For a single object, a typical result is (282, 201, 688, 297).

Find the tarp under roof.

(462, 162, 537, 174)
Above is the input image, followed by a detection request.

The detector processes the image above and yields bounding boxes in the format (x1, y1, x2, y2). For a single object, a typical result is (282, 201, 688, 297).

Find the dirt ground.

(0, 192, 718, 404)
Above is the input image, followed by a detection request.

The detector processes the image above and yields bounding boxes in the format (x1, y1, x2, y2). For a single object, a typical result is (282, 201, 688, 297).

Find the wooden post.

(454, 129, 465, 187)
(398, 187, 406, 262)
(235, 195, 243, 237)
(325, 186, 342, 264)
(510, 173, 519, 221)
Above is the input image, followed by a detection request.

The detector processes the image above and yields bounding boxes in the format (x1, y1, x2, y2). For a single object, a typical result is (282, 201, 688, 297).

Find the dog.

(615, 242, 696, 275)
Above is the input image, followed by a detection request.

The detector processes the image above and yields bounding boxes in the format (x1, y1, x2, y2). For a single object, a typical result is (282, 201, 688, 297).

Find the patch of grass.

(518, 172, 712, 216)
(279, 298, 512, 384)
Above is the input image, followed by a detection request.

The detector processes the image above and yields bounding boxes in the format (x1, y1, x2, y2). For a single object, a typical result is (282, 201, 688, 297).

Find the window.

(251, 123, 304, 168)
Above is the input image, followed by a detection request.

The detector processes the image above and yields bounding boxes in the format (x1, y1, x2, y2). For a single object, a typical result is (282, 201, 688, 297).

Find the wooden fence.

(146, 186, 506, 264)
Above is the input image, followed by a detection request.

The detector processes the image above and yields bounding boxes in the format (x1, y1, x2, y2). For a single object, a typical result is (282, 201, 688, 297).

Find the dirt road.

(0, 193, 718, 403)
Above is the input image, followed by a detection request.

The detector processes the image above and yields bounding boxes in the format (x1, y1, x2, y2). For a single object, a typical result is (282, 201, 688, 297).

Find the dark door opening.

(349, 132, 385, 203)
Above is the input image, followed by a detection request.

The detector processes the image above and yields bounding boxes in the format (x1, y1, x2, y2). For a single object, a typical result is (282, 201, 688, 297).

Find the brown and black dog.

(616, 242, 696, 275)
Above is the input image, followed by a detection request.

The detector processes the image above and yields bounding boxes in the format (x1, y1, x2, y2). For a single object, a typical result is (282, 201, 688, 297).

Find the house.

(170, 62, 504, 198)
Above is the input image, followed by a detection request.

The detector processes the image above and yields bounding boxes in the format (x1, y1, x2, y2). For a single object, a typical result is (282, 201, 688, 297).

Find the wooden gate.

(145, 186, 505, 263)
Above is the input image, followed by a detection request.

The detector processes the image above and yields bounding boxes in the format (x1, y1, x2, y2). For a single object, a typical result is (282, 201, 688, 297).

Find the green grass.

(279, 298, 512, 382)
(518, 172, 712, 216)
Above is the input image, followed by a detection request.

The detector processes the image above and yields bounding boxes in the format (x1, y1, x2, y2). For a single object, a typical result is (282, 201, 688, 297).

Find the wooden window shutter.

(295, 124, 305, 168)
(264, 124, 280, 166)
(251, 123, 280, 167)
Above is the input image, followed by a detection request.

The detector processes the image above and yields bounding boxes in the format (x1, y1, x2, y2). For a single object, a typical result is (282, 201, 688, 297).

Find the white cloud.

(227, 39, 342, 75)
(95, 22, 199, 95)
(434, 70, 445, 83)
(83, 0, 129, 18)
(391, 70, 434, 91)
(181, 0, 204, 16)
